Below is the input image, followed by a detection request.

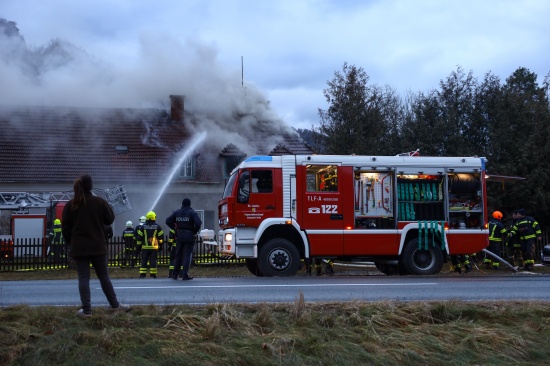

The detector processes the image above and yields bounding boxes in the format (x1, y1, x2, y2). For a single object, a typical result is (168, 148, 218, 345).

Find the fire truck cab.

(218, 154, 489, 276)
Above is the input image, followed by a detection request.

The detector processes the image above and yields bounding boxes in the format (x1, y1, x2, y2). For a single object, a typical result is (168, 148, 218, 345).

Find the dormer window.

(179, 157, 195, 179)
(220, 144, 246, 178)
(224, 155, 245, 178)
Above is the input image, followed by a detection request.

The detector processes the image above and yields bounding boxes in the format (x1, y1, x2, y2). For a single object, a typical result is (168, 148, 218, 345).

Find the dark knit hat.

(182, 198, 191, 207)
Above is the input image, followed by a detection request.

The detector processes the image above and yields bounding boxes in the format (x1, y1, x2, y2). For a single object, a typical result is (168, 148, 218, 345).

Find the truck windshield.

(222, 171, 238, 199)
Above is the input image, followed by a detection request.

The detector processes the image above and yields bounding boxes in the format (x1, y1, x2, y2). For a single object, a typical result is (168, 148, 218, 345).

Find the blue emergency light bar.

(244, 156, 273, 162)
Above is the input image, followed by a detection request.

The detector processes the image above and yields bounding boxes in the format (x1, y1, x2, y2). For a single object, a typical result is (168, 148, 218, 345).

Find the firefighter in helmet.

(49, 218, 65, 265)
(485, 211, 506, 270)
(167, 226, 178, 278)
(121, 221, 136, 267)
(506, 209, 523, 267)
(508, 209, 542, 271)
(137, 211, 164, 278)
(134, 216, 146, 265)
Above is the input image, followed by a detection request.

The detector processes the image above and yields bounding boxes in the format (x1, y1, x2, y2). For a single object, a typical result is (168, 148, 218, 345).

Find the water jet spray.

(148, 131, 207, 212)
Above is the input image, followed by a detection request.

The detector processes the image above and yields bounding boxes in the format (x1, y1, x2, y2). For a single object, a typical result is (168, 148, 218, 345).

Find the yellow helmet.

(54, 219, 61, 225)
(146, 211, 156, 221)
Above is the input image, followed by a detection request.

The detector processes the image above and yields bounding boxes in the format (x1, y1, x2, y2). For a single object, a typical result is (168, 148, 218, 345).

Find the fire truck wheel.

(257, 238, 301, 277)
(401, 238, 444, 275)
(245, 258, 264, 277)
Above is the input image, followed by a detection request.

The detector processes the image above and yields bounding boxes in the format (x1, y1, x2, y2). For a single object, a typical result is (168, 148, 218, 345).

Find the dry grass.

(2, 263, 550, 365)
(1, 301, 549, 365)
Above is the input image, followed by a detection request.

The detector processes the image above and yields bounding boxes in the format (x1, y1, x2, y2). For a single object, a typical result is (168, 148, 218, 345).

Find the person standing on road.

(485, 211, 506, 270)
(166, 198, 202, 280)
(509, 208, 542, 271)
(137, 211, 164, 278)
(61, 174, 127, 317)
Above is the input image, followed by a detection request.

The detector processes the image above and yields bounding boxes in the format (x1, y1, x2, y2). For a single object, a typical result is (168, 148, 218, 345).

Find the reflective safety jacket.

(137, 221, 164, 250)
(135, 223, 144, 247)
(509, 215, 542, 241)
(168, 228, 176, 248)
(508, 218, 521, 247)
(51, 223, 63, 245)
(488, 218, 506, 242)
(122, 227, 135, 248)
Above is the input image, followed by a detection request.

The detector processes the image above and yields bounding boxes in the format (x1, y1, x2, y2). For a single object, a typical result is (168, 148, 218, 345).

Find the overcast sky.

(1, 0, 549, 130)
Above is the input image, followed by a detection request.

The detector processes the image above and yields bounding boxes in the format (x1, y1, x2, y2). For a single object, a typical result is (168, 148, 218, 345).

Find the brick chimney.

(169, 95, 185, 122)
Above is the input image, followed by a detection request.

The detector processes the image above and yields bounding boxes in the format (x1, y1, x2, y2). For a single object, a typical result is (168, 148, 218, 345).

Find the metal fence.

(0, 236, 243, 272)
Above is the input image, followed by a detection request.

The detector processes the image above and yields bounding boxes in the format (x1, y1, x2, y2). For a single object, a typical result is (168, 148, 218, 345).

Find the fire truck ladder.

(0, 186, 131, 214)
(0, 192, 72, 209)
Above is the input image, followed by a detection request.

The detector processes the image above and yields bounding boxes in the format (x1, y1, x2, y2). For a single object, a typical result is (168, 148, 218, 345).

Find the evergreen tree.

(317, 63, 400, 155)
(498, 68, 550, 222)
(317, 63, 550, 227)
(400, 67, 480, 156)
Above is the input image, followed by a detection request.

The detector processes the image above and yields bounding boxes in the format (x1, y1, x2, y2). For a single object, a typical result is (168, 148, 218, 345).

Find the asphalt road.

(1, 274, 549, 307)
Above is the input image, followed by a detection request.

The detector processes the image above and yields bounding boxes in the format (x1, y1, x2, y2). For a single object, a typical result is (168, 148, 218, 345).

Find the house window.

(224, 155, 245, 178)
(179, 157, 195, 178)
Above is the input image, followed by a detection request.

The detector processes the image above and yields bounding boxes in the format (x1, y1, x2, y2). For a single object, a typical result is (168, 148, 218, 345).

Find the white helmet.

(126, 221, 133, 227)
(139, 216, 146, 223)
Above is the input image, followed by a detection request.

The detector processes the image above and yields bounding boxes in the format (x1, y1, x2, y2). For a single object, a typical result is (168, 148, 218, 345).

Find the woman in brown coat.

(62, 175, 127, 317)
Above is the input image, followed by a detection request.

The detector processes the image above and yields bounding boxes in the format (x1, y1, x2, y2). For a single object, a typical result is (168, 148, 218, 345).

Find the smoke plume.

(0, 18, 296, 154)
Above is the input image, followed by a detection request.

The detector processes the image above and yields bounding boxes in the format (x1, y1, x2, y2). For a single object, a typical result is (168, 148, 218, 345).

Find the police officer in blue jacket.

(166, 198, 202, 280)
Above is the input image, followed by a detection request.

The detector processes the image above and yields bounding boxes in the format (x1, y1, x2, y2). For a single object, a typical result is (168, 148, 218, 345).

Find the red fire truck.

(217, 154, 489, 276)
(0, 186, 131, 259)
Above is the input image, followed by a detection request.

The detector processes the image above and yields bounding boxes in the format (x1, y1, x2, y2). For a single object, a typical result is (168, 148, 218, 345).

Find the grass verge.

(2, 262, 550, 365)
(1, 300, 549, 365)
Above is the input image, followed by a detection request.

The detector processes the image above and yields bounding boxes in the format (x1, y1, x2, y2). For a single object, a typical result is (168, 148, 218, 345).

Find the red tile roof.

(219, 143, 244, 157)
(0, 105, 313, 185)
(1, 106, 190, 184)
